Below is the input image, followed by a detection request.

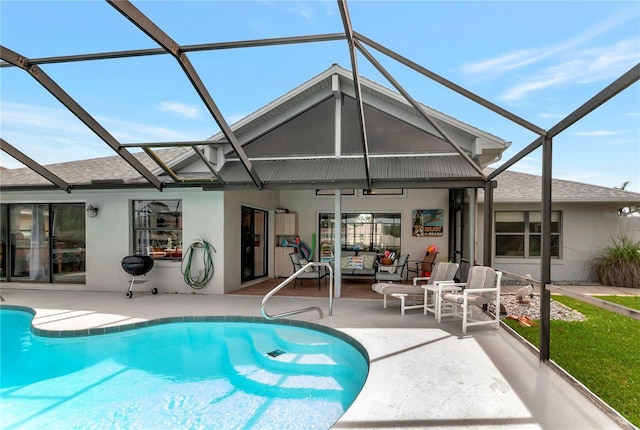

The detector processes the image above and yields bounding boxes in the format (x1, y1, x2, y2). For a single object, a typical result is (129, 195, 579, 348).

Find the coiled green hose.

(181, 240, 215, 289)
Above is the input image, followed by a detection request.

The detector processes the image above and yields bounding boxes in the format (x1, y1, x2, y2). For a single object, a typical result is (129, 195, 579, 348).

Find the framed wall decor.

(412, 209, 444, 237)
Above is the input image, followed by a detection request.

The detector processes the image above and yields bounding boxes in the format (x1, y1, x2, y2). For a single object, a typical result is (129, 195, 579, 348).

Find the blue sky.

(1, 1, 639, 192)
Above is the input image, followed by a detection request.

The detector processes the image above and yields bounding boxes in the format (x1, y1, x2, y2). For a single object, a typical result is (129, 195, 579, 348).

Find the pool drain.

(267, 349, 285, 357)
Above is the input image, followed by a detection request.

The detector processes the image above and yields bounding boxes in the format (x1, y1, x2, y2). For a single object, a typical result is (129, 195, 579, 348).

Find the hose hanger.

(181, 238, 216, 288)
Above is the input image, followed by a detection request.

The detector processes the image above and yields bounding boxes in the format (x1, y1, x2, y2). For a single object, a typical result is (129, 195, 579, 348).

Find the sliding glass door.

(0, 203, 85, 283)
(241, 206, 267, 283)
(7, 204, 49, 281)
(51, 204, 86, 283)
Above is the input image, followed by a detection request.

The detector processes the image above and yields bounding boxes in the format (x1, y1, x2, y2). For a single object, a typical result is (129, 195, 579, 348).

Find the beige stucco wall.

(0, 188, 229, 294)
(5, 185, 634, 291)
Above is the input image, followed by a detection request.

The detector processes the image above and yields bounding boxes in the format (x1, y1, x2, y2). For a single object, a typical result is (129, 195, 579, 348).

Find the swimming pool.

(0, 306, 369, 430)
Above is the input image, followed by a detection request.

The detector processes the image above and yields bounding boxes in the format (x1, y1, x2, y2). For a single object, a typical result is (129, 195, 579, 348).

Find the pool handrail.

(261, 262, 333, 320)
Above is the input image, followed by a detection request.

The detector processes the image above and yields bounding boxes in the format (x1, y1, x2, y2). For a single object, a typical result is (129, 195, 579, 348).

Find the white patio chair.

(438, 266, 502, 333)
(372, 262, 459, 315)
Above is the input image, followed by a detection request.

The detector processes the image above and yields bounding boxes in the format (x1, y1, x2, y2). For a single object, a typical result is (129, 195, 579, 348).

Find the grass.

(503, 295, 640, 427)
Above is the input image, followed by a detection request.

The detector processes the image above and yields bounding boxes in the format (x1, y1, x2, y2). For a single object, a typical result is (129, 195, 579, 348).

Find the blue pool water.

(0, 307, 369, 430)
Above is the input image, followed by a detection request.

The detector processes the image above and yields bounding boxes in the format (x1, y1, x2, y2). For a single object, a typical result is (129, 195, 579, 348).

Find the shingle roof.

(0, 148, 189, 188)
(482, 168, 640, 204)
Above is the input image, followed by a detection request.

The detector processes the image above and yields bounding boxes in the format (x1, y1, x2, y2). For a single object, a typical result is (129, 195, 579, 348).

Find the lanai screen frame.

(0, 0, 639, 361)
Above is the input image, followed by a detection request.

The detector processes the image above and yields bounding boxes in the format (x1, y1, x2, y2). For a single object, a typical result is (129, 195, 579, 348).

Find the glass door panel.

(241, 206, 267, 283)
(52, 204, 86, 283)
(9, 204, 50, 281)
(0, 205, 7, 281)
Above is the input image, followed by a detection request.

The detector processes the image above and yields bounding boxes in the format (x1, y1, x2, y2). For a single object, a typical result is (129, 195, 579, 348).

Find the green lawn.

(503, 295, 640, 427)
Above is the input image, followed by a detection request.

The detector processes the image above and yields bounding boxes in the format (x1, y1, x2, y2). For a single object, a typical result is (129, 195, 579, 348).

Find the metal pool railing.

(260, 262, 333, 320)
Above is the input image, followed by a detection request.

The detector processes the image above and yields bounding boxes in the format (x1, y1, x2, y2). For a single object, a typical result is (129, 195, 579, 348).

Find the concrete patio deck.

(0, 285, 635, 429)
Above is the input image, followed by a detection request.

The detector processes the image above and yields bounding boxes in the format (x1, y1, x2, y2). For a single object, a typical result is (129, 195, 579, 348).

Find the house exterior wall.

(0, 188, 229, 294)
(279, 188, 451, 268)
(14, 185, 633, 290)
(477, 202, 633, 282)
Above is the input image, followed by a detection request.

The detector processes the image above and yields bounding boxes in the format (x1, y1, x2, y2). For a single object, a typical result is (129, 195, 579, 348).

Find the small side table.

(422, 283, 461, 319)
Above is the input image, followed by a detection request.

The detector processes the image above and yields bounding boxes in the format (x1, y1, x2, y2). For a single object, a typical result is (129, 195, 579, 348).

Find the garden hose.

(181, 239, 215, 289)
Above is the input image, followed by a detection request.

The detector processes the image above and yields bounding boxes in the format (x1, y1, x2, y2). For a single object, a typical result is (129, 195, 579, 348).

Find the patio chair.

(438, 266, 502, 333)
(405, 250, 439, 281)
(374, 254, 409, 283)
(372, 262, 459, 315)
(289, 252, 328, 290)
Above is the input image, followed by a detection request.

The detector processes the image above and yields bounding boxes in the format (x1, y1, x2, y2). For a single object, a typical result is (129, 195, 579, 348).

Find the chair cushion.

(358, 268, 376, 276)
(466, 266, 497, 299)
(375, 272, 402, 282)
(362, 254, 376, 269)
(372, 282, 422, 295)
(340, 256, 350, 270)
(299, 258, 315, 272)
(387, 260, 398, 274)
(427, 262, 458, 285)
(442, 292, 489, 305)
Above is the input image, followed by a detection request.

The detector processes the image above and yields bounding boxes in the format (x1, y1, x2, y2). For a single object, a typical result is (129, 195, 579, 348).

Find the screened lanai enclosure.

(1, 1, 638, 363)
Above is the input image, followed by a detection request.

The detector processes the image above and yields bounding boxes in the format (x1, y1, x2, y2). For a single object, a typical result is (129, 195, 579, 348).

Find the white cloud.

(499, 38, 639, 102)
(458, 8, 640, 102)
(461, 7, 637, 80)
(97, 115, 212, 142)
(157, 101, 202, 119)
(288, 1, 314, 20)
(538, 112, 564, 119)
(574, 130, 619, 137)
(0, 102, 212, 168)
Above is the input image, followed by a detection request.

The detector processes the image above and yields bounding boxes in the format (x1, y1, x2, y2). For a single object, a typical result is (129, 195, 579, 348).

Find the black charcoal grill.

(121, 255, 157, 298)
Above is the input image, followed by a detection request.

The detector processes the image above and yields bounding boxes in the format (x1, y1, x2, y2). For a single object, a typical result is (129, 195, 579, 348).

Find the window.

(362, 189, 404, 196)
(133, 200, 182, 260)
(318, 212, 401, 254)
(315, 189, 354, 196)
(495, 211, 561, 258)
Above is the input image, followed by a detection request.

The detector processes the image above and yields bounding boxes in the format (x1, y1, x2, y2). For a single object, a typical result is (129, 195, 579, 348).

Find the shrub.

(592, 235, 640, 289)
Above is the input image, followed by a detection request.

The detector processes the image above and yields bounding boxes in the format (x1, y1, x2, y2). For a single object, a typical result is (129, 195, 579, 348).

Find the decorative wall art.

(412, 209, 444, 237)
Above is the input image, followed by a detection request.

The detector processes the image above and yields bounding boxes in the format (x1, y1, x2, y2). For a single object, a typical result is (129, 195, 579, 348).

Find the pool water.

(0, 308, 368, 430)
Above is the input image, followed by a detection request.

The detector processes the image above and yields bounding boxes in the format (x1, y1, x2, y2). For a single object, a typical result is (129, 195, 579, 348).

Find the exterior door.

(0, 203, 85, 283)
(241, 206, 267, 283)
(8, 204, 50, 282)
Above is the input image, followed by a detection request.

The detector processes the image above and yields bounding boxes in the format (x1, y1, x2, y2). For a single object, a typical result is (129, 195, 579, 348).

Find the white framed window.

(318, 212, 401, 254)
(495, 211, 561, 258)
(132, 200, 182, 260)
(362, 189, 404, 196)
